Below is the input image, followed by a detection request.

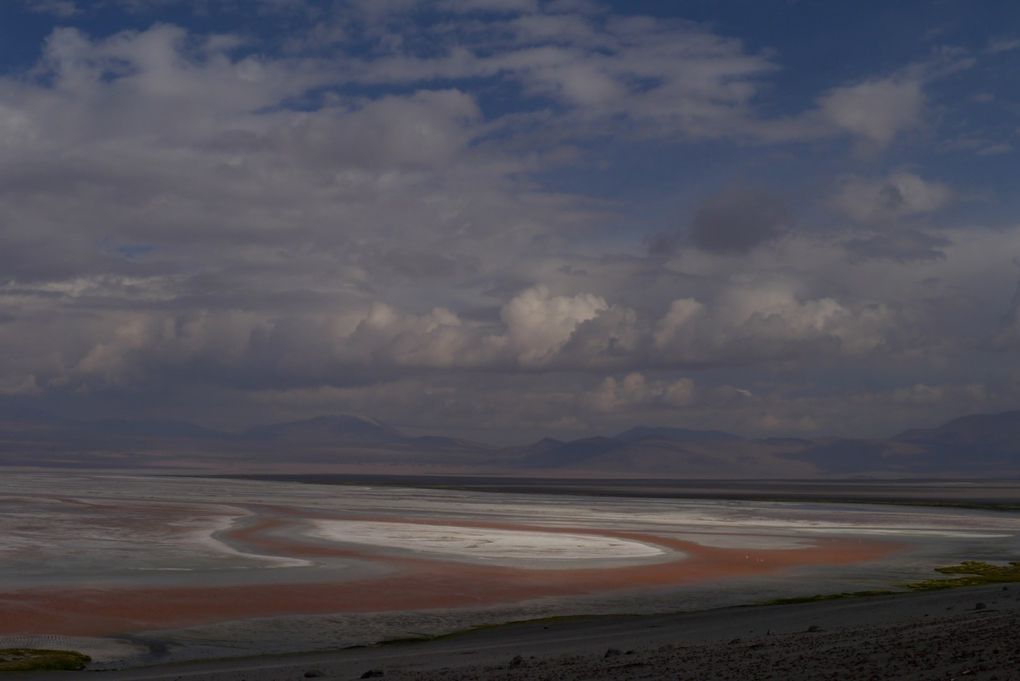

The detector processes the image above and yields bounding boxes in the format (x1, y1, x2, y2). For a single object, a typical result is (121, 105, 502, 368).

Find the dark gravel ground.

(41, 585, 1020, 681)
(389, 609, 1020, 680)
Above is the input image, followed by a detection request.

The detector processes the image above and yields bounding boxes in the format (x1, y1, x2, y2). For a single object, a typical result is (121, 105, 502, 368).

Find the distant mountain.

(518, 437, 566, 456)
(884, 410, 1020, 472)
(407, 435, 485, 452)
(893, 410, 1020, 450)
(513, 430, 815, 478)
(242, 414, 403, 444)
(512, 427, 742, 467)
(76, 419, 229, 440)
(785, 438, 889, 476)
(520, 436, 623, 468)
(615, 426, 743, 444)
(510, 412, 1020, 477)
(0, 407, 1019, 477)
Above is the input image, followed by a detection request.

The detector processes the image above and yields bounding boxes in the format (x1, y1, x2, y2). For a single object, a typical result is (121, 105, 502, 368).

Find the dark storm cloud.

(687, 188, 791, 255)
(648, 187, 792, 256)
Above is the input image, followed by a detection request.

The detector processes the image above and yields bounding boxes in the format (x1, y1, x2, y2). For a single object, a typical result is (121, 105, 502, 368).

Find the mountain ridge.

(0, 407, 1018, 477)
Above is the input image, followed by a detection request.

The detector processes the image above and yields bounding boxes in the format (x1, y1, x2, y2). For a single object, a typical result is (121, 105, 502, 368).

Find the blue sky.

(1, 0, 1019, 442)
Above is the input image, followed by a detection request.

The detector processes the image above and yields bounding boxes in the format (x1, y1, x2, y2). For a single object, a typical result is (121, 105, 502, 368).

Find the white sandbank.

(306, 520, 673, 567)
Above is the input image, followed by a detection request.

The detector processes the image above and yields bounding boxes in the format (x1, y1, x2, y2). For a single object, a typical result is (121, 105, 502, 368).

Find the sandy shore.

(0, 511, 897, 636)
(24, 584, 1020, 680)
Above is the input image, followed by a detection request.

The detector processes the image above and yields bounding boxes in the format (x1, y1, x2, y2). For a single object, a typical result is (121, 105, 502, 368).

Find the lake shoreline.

(29, 583, 1020, 680)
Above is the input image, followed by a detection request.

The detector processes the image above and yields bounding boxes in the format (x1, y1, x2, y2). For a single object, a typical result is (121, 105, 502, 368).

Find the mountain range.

(1, 407, 1019, 478)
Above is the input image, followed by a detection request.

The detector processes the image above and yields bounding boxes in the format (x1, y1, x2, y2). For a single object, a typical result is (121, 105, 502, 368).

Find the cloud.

(342, 12, 780, 141)
(0, 22, 572, 292)
(987, 38, 1020, 54)
(559, 305, 642, 368)
(832, 172, 953, 223)
(830, 172, 954, 263)
(0, 271, 906, 395)
(991, 275, 1020, 351)
(343, 304, 495, 370)
(817, 76, 924, 148)
(24, 0, 78, 16)
(501, 286, 608, 365)
(442, 0, 539, 13)
(686, 187, 790, 254)
(843, 230, 951, 263)
(653, 282, 894, 365)
(0, 5, 1015, 442)
(584, 372, 695, 412)
(273, 89, 483, 170)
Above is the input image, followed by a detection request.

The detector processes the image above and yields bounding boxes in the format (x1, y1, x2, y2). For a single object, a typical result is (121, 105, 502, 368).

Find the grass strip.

(904, 560, 1020, 591)
(756, 560, 1020, 606)
(0, 649, 91, 672)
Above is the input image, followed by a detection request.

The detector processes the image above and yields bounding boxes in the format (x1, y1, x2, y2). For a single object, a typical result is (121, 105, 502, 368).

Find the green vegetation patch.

(0, 648, 91, 672)
(372, 613, 645, 648)
(754, 560, 1020, 606)
(756, 590, 896, 606)
(905, 560, 1020, 591)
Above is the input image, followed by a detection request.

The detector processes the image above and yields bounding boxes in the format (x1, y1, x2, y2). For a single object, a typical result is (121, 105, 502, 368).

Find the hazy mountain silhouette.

(241, 415, 403, 444)
(1, 407, 1019, 477)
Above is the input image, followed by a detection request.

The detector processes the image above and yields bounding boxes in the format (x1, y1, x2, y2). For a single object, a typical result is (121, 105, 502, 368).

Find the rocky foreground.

(387, 606, 1020, 680)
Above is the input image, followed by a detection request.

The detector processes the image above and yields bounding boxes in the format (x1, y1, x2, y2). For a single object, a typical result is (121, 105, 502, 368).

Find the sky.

(1, 0, 1020, 443)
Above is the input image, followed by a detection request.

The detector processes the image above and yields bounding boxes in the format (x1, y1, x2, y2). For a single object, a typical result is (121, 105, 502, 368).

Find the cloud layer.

(2, 0, 1019, 442)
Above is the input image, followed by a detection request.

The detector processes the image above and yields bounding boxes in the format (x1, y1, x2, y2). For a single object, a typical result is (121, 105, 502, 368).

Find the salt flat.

(307, 519, 673, 567)
(1, 472, 1019, 669)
